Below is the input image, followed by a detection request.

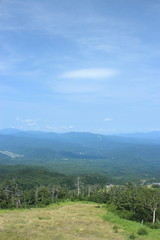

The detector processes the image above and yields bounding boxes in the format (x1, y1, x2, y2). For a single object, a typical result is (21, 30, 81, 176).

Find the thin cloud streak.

(15, 117, 38, 128)
(104, 118, 113, 121)
(61, 68, 118, 79)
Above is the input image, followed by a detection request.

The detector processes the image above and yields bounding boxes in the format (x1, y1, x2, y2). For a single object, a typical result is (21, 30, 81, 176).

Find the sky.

(0, 0, 160, 134)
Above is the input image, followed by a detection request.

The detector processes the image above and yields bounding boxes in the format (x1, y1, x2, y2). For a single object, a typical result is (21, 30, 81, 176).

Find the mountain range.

(0, 129, 160, 183)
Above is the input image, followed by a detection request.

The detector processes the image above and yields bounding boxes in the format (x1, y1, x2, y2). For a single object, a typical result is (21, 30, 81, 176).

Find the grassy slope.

(0, 202, 125, 240)
(103, 210, 160, 240)
(0, 202, 160, 240)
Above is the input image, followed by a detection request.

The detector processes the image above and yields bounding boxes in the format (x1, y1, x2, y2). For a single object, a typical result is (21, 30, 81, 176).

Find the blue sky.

(1, 0, 160, 134)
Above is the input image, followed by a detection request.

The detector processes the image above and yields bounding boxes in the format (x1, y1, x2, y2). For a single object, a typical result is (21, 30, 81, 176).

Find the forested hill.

(0, 129, 160, 183)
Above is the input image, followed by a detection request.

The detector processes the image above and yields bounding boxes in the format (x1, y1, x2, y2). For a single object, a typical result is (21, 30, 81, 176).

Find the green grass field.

(0, 202, 159, 240)
(103, 209, 160, 240)
(0, 202, 125, 240)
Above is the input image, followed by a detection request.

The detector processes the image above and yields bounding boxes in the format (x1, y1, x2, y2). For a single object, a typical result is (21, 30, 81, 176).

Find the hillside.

(0, 165, 112, 190)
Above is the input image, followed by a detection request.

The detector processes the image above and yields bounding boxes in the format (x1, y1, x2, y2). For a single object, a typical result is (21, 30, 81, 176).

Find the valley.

(0, 130, 160, 184)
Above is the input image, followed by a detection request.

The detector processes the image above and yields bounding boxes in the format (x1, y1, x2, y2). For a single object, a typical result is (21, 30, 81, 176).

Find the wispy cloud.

(104, 118, 113, 122)
(22, 119, 38, 127)
(51, 68, 118, 96)
(45, 124, 74, 132)
(61, 68, 117, 79)
(16, 117, 38, 128)
(61, 125, 74, 130)
(151, 3, 160, 11)
(0, 0, 154, 84)
(0, 62, 6, 71)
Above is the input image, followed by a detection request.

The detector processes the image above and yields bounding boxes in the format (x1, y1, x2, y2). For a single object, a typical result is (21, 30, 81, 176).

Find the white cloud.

(104, 118, 113, 121)
(26, 122, 37, 127)
(50, 68, 118, 96)
(16, 117, 20, 121)
(61, 125, 74, 130)
(0, 62, 6, 71)
(45, 125, 58, 131)
(16, 118, 38, 127)
(22, 119, 33, 123)
(45, 125, 74, 132)
(61, 68, 117, 79)
(96, 128, 104, 132)
(112, 128, 116, 132)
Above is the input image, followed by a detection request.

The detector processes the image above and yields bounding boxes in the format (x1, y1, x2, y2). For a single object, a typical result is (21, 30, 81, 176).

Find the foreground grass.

(103, 210, 160, 240)
(0, 202, 126, 240)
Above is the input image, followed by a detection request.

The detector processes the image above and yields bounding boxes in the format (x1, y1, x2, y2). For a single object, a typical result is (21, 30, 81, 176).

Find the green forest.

(0, 164, 160, 231)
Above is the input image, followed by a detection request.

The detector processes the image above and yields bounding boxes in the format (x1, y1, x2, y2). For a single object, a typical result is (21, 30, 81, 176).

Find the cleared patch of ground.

(0, 202, 126, 240)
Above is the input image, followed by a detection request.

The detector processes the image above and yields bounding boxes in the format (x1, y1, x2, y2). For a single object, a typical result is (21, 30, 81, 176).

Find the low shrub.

(145, 221, 160, 229)
(129, 233, 136, 239)
(106, 203, 117, 212)
(117, 209, 134, 220)
(113, 225, 118, 233)
(137, 228, 148, 235)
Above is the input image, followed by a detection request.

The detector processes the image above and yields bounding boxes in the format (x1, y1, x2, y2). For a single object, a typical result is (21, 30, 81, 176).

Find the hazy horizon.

(1, 127, 160, 136)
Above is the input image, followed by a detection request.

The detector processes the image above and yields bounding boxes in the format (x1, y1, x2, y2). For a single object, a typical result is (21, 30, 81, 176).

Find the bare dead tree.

(35, 186, 39, 203)
(77, 176, 80, 196)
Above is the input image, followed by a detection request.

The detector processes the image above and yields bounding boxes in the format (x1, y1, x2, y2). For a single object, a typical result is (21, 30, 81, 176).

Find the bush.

(129, 234, 136, 239)
(145, 221, 160, 229)
(113, 225, 118, 233)
(117, 209, 134, 220)
(137, 228, 148, 235)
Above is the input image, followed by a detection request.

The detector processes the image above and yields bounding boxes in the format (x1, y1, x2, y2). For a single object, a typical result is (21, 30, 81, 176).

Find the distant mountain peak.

(0, 128, 22, 135)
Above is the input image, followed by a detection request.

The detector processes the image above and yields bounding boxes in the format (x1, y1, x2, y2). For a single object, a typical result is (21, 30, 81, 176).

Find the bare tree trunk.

(15, 198, 21, 209)
(4, 187, 9, 200)
(153, 209, 156, 224)
(35, 186, 39, 203)
(51, 187, 55, 202)
(88, 185, 91, 197)
(77, 177, 80, 196)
